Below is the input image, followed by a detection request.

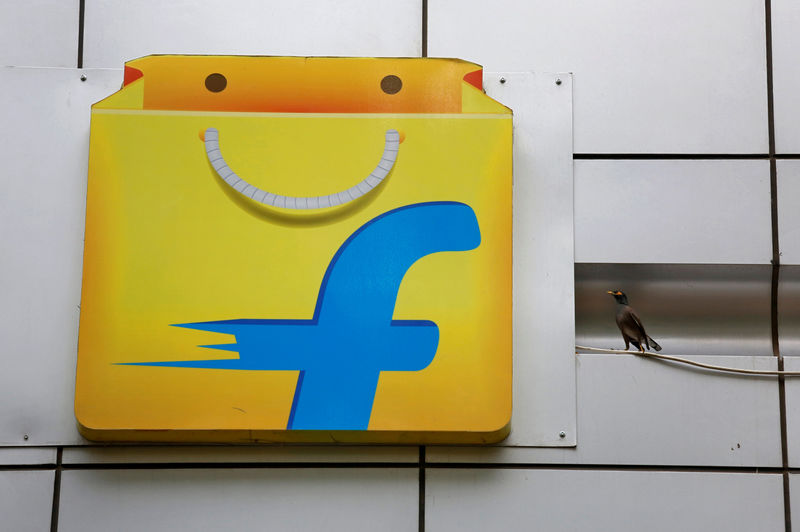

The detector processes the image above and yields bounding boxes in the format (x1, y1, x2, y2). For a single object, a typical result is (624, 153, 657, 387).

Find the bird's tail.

(647, 336, 662, 352)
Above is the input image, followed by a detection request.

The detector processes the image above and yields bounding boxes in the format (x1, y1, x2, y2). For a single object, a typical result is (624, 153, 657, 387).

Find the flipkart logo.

(122, 202, 480, 430)
(75, 55, 512, 443)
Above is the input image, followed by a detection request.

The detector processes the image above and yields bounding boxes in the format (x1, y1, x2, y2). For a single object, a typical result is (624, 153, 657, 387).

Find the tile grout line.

(76, 0, 85, 68)
(574, 153, 800, 159)
(1, 460, 787, 474)
(49, 447, 63, 532)
(421, 0, 428, 58)
(8, 461, 788, 474)
(764, 0, 791, 529)
(423, 463, 785, 474)
(419, 446, 426, 532)
(58, 462, 422, 470)
(573, 153, 771, 160)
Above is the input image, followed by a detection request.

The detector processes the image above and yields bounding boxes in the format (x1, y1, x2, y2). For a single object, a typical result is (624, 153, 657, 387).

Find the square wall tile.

(83, 0, 421, 68)
(427, 354, 781, 467)
(0, 470, 54, 532)
(427, 469, 783, 531)
(777, 160, 800, 265)
(789, 474, 800, 524)
(0, 1, 79, 67)
(430, 0, 768, 153)
(780, 357, 800, 466)
(59, 468, 417, 532)
(62, 445, 418, 464)
(575, 160, 772, 263)
(772, 0, 800, 153)
(0, 447, 56, 466)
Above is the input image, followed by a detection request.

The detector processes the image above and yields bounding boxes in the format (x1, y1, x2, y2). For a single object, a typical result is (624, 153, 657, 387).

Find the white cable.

(575, 345, 800, 376)
(204, 128, 400, 210)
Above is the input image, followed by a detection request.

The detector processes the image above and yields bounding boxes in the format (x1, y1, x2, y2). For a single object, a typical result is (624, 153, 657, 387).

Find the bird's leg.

(624, 338, 630, 351)
(639, 344, 645, 353)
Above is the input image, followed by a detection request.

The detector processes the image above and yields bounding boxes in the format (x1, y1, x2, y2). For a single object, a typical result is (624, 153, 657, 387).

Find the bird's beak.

(606, 290, 615, 295)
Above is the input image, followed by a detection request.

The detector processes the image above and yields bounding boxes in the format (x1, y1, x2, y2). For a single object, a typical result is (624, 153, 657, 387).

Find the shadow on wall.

(575, 264, 772, 357)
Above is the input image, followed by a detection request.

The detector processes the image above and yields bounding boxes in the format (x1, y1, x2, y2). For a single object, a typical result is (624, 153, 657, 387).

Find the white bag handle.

(203, 128, 400, 210)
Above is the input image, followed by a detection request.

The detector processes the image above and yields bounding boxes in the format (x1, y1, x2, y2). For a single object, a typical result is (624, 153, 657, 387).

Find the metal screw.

(555, 78, 562, 86)
(559, 431, 566, 438)
(499, 77, 506, 84)
(80, 74, 87, 82)
(23, 434, 29, 441)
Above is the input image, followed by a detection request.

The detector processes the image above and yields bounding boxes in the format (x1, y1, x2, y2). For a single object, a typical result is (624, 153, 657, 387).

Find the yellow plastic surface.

(76, 56, 512, 443)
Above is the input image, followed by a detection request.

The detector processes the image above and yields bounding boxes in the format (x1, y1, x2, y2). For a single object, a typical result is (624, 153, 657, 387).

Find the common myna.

(607, 290, 662, 352)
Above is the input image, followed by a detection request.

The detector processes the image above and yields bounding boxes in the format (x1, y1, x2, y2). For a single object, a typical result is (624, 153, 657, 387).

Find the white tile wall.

(574, 160, 772, 263)
(429, 0, 768, 154)
(779, 357, 800, 466)
(427, 354, 781, 467)
(0, 1, 796, 530)
(58, 468, 418, 532)
(0, 67, 122, 445)
(0, 470, 54, 532)
(790, 475, 800, 525)
(62, 446, 418, 464)
(83, 0, 421, 69)
(0, 0, 79, 67)
(778, 160, 800, 265)
(426, 469, 784, 532)
(0, 447, 56, 466)
(772, 0, 800, 153)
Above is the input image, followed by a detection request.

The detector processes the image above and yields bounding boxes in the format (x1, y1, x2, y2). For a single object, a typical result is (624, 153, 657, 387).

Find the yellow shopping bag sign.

(76, 56, 512, 443)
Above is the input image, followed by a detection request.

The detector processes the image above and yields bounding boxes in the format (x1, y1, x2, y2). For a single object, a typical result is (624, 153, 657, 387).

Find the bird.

(606, 290, 662, 352)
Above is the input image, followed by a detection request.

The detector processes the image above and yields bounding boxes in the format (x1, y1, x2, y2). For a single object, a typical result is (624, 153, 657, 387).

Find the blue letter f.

(122, 202, 481, 430)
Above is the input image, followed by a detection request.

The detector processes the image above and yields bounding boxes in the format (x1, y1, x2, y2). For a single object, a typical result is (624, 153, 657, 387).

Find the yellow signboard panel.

(76, 56, 512, 443)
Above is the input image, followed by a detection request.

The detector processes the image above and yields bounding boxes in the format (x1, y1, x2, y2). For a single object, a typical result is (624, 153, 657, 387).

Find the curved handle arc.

(203, 128, 400, 210)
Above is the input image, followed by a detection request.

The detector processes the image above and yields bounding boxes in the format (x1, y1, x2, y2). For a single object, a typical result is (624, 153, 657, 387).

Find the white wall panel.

(83, 0, 421, 69)
(429, 0, 768, 154)
(59, 468, 417, 532)
(772, 0, 800, 153)
(63, 445, 418, 464)
(778, 161, 800, 264)
(487, 72, 576, 446)
(0, 447, 56, 466)
(427, 354, 781, 467)
(426, 469, 784, 532)
(0, 67, 123, 445)
(780, 358, 800, 466)
(0, 1, 79, 67)
(0, 470, 54, 532)
(790, 475, 800, 525)
(574, 160, 772, 263)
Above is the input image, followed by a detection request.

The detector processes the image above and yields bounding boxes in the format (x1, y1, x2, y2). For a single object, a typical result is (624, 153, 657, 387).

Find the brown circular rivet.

(380, 75, 402, 95)
(205, 73, 227, 93)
